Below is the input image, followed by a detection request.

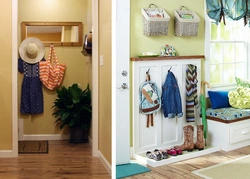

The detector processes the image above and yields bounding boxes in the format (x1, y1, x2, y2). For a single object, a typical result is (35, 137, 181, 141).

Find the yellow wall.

(99, 0, 112, 164)
(27, 33, 62, 42)
(18, 0, 90, 135)
(0, 1, 12, 150)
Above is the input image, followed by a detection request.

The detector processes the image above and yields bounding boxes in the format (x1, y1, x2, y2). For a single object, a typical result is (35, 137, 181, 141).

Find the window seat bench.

(206, 101, 250, 151)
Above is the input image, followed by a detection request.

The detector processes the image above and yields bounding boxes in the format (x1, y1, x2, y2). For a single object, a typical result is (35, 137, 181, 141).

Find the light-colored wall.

(18, 0, 90, 135)
(130, 0, 205, 56)
(0, 1, 12, 150)
(99, 0, 112, 164)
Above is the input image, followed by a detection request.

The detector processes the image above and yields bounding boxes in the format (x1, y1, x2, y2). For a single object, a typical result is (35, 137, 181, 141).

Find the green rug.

(116, 163, 150, 179)
(18, 140, 49, 154)
(192, 154, 250, 179)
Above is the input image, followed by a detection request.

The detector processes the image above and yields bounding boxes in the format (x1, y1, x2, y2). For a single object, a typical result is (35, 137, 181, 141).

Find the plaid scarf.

(186, 64, 199, 122)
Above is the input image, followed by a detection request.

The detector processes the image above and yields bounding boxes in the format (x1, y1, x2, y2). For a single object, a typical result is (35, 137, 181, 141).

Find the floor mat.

(18, 140, 49, 154)
(192, 154, 250, 179)
(116, 163, 150, 179)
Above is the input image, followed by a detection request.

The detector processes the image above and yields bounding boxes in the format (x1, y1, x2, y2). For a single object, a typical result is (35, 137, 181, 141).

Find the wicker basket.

(174, 6, 200, 37)
(141, 4, 170, 36)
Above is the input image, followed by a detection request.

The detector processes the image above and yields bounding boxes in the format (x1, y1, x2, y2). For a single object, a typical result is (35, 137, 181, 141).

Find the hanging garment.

(18, 58, 44, 114)
(186, 64, 199, 122)
(162, 69, 183, 118)
(39, 44, 66, 90)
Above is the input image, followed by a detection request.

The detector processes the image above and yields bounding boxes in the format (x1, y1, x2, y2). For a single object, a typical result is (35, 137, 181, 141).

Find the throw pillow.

(208, 91, 231, 109)
(235, 77, 250, 88)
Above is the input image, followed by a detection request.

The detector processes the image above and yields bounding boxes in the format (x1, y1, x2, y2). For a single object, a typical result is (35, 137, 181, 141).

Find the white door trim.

(92, 0, 99, 157)
(12, 0, 18, 157)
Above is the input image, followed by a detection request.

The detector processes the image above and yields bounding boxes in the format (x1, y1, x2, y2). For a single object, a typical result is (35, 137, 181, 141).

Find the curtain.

(206, 0, 223, 24)
(206, 0, 249, 25)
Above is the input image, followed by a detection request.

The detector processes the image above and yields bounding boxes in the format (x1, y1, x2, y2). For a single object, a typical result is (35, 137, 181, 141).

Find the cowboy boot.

(174, 125, 194, 152)
(194, 125, 204, 150)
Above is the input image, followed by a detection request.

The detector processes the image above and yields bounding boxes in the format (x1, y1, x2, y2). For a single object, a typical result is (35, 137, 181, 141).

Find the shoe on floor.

(146, 151, 162, 161)
(154, 149, 168, 159)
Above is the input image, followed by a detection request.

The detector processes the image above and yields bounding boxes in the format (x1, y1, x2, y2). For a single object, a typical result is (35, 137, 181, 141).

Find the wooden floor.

(0, 140, 111, 179)
(124, 145, 250, 179)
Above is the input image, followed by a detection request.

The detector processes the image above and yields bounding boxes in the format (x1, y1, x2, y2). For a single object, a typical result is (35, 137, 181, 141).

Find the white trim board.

(19, 134, 70, 141)
(0, 150, 15, 158)
(91, 0, 99, 157)
(98, 150, 112, 176)
(12, 0, 18, 158)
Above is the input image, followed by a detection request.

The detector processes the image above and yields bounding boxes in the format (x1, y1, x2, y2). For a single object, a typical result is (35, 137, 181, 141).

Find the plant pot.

(69, 125, 89, 143)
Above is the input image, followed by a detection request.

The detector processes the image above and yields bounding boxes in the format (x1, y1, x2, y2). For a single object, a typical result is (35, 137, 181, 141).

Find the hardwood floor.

(0, 140, 111, 179)
(124, 146, 250, 179)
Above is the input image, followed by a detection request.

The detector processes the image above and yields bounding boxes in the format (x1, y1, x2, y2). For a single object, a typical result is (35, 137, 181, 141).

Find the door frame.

(92, 0, 99, 157)
(12, 0, 98, 157)
(12, 0, 18, 157)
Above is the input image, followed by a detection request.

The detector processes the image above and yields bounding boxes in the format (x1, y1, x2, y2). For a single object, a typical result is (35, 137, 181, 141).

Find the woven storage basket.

(141, 4, 170, 36)
(174, 7, 200, 36)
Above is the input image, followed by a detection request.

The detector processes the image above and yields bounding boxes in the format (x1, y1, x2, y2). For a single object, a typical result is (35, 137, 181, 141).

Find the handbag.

(39, 44, 66, 90)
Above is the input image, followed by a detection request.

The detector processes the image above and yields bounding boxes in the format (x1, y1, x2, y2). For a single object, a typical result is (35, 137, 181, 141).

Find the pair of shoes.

(146, 149, 168, 161)
(174, 125, 205, 151)
(166, 148, 182, 156)
(154, 149, 168, 159)
(146, 151, 162, 161)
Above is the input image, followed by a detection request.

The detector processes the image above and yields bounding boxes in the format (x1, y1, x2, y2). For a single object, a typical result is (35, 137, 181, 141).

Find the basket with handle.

(174, 6, 200, 37)
(141, 4, 170, 36)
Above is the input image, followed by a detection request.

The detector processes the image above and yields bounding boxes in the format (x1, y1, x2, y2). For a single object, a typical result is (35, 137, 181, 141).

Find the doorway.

(12, 0, 98, 157)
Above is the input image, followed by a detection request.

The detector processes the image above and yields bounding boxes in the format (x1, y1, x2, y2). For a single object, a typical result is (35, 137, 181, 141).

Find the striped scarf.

(186, 64, 199, 122)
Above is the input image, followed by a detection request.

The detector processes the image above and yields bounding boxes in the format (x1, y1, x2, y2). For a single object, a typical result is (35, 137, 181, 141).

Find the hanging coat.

(162, 70, 183, 118)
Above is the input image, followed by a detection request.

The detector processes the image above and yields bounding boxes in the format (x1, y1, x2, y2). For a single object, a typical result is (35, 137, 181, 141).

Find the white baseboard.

(19, 134, 70, 141)
(88, 136, 92, 146)
(98, 150, 112, 176)
(0, 150, 16, 157)
(130, 147, 134, 159)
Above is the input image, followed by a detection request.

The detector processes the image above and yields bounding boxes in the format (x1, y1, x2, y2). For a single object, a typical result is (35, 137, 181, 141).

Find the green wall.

(130, 0, 205, 145)
(130, 0, 205, 56)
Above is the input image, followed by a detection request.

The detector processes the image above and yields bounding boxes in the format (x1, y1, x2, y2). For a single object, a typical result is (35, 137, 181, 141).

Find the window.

(206, 18, 249, 89)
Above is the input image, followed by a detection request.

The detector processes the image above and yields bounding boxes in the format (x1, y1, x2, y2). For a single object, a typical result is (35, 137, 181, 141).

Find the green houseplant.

(52, 83, 92, 143)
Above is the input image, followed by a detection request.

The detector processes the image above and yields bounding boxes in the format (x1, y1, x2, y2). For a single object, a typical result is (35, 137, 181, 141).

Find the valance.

(206, 0, 249, 25)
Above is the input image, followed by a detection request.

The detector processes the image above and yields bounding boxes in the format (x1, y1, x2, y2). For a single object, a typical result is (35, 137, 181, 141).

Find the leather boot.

(194, 125, 204, 150)
(174, 125, 194, 152)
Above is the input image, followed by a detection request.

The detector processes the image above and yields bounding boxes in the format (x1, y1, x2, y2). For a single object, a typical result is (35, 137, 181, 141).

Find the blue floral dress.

(18, 58, 44, 114)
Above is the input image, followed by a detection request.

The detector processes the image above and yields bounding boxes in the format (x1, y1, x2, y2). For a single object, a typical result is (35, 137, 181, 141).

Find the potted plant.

(52, 83, 92, 143)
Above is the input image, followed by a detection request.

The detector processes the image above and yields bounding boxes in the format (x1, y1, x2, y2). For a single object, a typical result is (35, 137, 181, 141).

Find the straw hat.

(19, 37, 45, 64)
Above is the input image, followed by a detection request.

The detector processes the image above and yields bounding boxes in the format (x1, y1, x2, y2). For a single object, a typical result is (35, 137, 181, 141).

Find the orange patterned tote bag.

(39, 44, 66, 90)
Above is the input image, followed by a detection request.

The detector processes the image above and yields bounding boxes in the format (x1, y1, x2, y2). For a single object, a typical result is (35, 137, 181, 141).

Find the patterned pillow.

(235, 77, 250, 88)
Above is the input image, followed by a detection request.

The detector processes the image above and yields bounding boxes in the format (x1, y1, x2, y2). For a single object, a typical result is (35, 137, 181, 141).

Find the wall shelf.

(131, 55, 205, 61)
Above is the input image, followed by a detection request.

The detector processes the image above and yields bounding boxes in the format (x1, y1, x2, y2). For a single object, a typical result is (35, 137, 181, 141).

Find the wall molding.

(0, 150, 15, 157)
(98, 150, 111, 176)
(12, 0, 18, 157)
(19, 134, 70, 141)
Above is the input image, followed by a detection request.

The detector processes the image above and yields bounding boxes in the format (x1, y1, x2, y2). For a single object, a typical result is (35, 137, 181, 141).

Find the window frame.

(204, 9, 250, 93)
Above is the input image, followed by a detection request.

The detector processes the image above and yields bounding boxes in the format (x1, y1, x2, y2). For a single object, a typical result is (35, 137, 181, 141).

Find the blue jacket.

(162, 70, 183, 118)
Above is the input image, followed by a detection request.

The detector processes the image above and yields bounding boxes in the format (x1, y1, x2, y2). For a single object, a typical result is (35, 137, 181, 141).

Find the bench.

(205, 98, 250, 151)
